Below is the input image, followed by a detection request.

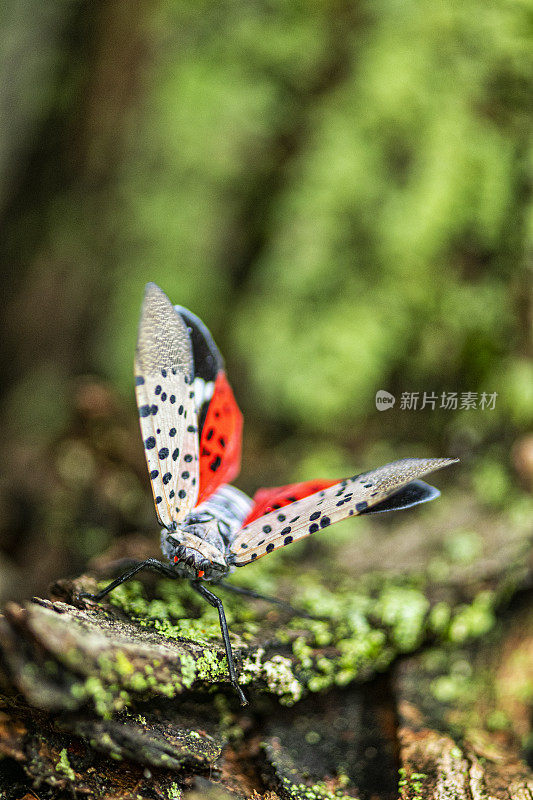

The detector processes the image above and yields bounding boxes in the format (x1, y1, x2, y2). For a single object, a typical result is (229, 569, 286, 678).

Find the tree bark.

(0, 497, 531, 798)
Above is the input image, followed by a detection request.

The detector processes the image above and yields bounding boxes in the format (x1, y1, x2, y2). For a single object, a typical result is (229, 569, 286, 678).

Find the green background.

(0, 0, 531, 598)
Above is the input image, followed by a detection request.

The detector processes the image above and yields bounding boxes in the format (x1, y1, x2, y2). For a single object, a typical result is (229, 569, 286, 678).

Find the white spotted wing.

(135, 283, 199, 529)
(230, 458, 457, 564)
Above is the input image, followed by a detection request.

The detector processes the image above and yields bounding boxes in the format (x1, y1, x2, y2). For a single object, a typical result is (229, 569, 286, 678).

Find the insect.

(82, 283, 457, 705)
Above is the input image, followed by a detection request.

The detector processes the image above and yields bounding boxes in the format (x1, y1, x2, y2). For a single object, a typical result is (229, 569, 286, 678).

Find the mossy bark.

(0, 499, 531, 798)
(396, 596, 533, 798)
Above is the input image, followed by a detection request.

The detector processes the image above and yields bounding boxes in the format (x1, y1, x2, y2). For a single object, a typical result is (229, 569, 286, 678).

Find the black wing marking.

(230, 458, 457, 565)
(174, 304, 224, 434)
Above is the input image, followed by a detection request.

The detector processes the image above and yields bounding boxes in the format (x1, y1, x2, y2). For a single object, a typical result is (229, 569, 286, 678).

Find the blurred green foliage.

(99, 0, 531, 448)
(0, 0, 531, 593)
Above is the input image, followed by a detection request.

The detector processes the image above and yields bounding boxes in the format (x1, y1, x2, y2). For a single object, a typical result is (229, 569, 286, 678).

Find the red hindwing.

(243, 478, 337, 526)
(197, 372, 243, 505)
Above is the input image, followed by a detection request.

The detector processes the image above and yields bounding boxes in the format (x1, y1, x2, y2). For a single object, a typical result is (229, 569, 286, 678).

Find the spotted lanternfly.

(83, 282, 458, 705)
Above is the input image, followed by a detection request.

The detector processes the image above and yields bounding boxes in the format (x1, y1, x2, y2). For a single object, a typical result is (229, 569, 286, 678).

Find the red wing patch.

(243, 479, 337, 526)
(197, 371, 243, 505)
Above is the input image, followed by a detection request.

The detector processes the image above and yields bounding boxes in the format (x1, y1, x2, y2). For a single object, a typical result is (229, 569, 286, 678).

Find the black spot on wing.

(210, 455, 222, 472)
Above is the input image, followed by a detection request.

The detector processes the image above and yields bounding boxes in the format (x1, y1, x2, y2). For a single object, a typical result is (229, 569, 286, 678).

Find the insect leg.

(217, 581, 327, 620)
(80, 558, 177, 601)
(190, 580, 248, 706)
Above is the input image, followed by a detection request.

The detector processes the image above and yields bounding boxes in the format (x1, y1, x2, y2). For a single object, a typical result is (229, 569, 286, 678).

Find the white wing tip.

(144, 281, 163, 292)
(137, 282, 194, 377)
(394, 456, 459, 468)
(425, 456, 459, 469)
(143, 281, 169, 304)
(139, 283, 175, 324)
(397, 456, 459, 474)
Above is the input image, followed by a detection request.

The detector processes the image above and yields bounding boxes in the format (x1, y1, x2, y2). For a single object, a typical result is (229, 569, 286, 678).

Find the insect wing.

(173, 304, 243, 506)
(135, 283, 199, 528)
(242, 479, 338, 526)
(230, 457, 457, 564)
(197, 371, 243, 505)
(359, 479, 440, 514)
(174, 304, 224, 430)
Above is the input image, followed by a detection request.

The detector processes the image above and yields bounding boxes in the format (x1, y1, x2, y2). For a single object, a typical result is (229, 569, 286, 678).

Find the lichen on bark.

(0, 498, 531, 797)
